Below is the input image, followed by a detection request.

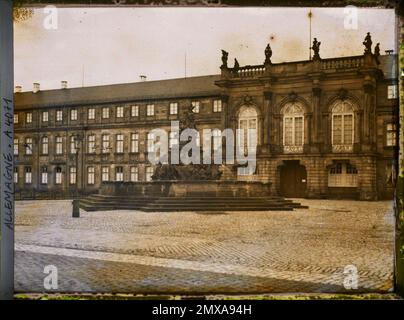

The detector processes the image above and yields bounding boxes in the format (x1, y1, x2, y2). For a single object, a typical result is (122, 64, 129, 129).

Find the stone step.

(79, 194, 307, 212)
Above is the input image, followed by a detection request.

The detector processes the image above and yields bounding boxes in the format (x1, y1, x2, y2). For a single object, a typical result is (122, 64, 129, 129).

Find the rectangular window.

(26, 112, 32, 124)
(41, 136, 49, 155)
(14, 138, 19, 156)
(388, 85, 398, 99)
(55, 168, 62, 185)
(70, 109, 78, 121)
(192, 101, 200, 113)
(102, 134, 110, 153)
(70, 167, 77, 185)
(116, 134, 124, 153)
(102, 166, 109, 182)
(146, 166, 154, 182)
(14, 113, 19, 124)
(14, 167, 18, 184)
(56, 110, 63, 122)
(115, 166, 124, 182)
(328, 162, 358, 187)
(386, 123, 397, 146)
(213, 99, 222, 112)
(130, 166, 138, 182)
(102, 107, 110, 119)
(116, 106, 124, 118)
(131, 105, 139, 117)
(87, 166, 95, 185)
(88, 108, 95, 120)
(25, 167, 32, 184)
(42, 111, 48, 122)
(147, 104, 154, 116)
(55, 136, 63, 155)
(41, 167, 48, 184)
(25, 137, 33, 155)
(169, 102, 178, 115)
(130, 133, 139, 153)
(169, 131, 179, 148)
(70, 136, 77, 154)
(88, 135, 96, 153)
(147, 132, 155, 152)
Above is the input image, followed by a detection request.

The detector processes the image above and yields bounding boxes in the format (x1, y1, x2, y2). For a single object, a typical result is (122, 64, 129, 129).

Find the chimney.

(15, 86, 22, 93)
(61, 80, 68, 89)
(33, 83, 40, 93)
(140, 75, 147, 82)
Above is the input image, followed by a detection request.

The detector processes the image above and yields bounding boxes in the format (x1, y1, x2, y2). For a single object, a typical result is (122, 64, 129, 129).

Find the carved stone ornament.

(288, 91, 298, 102)
(337, 88, 348, 100)
(243, 95, 253, 104)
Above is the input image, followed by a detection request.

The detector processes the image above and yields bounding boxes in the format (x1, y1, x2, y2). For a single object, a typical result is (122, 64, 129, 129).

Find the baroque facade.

(14, 36, 398, 200)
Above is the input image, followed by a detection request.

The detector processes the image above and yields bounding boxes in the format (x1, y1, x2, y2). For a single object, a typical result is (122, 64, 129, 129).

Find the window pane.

(284, 117, 293, 145)
(343, 115, 353, 144)
(333, 115, 342, 144)
(294, 117, 303, 145)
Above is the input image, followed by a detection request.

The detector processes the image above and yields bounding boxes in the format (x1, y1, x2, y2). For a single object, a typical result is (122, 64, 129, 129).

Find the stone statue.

(180, 104, 197, 132)
(374, 43, 380, 64)
(363, 32, 372, 54)
(234, 58, 239, 70)
(311, 38, 321, 60)
(264, 43, 272, 64)
(221, 49, 229, 68)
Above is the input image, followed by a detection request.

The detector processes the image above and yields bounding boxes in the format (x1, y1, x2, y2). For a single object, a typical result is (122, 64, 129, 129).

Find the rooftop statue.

(311, 38, 321, 60)
(221, 49, 229, 68)
(374, 43, 380, 64)
(264, 43, 272, 64)
(363, 32, 372, 54)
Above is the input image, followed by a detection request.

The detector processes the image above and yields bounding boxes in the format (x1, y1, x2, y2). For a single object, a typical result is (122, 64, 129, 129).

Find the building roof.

(14, 74, 222, 110)
(14, 55, 397, 110)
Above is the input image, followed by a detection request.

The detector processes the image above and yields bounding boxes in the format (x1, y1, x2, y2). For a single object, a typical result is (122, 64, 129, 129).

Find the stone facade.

(14, 39, 398, 200)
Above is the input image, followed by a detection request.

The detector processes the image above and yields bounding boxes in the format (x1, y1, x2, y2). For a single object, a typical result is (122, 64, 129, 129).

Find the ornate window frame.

(282, 102, 304, 154)
(331, 100, 355, 153)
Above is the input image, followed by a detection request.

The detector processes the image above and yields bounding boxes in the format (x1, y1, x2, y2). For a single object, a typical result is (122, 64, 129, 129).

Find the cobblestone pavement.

(14, 199, 395, 294)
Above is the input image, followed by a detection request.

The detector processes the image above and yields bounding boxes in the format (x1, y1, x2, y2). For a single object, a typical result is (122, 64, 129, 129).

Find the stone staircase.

(79, 194, 308, 212)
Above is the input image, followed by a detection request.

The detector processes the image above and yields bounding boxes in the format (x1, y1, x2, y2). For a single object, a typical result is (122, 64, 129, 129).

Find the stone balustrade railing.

(225, 55, 367, 79)
(321, 56, 365, 70)
(233, 65, 266, 78)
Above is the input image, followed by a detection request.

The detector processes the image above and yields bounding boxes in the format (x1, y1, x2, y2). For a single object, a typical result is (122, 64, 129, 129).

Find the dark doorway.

(280, 161, 307, 198)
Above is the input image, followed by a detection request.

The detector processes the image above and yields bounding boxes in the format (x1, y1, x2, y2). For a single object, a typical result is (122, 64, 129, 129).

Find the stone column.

(312, 87, 322, 145)
(262, 91, 272, 154)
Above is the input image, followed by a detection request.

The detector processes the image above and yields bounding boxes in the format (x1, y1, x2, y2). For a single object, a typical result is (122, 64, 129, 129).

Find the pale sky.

(14, 7, 396, 91)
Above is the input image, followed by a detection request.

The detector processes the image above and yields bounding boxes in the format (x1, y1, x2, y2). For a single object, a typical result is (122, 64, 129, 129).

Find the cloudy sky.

(14, 7, 396, 91)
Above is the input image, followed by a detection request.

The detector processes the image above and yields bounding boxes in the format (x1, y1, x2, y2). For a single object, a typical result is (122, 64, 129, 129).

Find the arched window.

(331, 100, 354, 152)
(282, 102, 304, 153)
(238, 106, 258, 155)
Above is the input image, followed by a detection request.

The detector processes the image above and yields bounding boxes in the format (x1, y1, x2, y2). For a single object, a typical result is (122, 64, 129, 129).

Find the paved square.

(15, 199, 394, 294)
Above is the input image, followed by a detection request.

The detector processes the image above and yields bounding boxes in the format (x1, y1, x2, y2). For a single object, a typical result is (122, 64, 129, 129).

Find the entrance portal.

(279, 160, 307, 198)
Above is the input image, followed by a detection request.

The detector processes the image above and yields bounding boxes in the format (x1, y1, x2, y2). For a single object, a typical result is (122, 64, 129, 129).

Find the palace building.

(14, 35, 398, 200)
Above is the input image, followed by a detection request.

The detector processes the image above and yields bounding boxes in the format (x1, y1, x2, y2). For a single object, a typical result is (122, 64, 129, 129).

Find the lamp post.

(72, 133, 83, 217)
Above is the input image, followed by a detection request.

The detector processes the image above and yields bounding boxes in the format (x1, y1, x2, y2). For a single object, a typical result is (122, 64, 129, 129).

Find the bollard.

(72, 199, 80, 218)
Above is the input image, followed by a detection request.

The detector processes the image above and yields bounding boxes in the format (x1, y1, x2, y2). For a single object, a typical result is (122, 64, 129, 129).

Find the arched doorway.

(279, 160, 307, 198)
